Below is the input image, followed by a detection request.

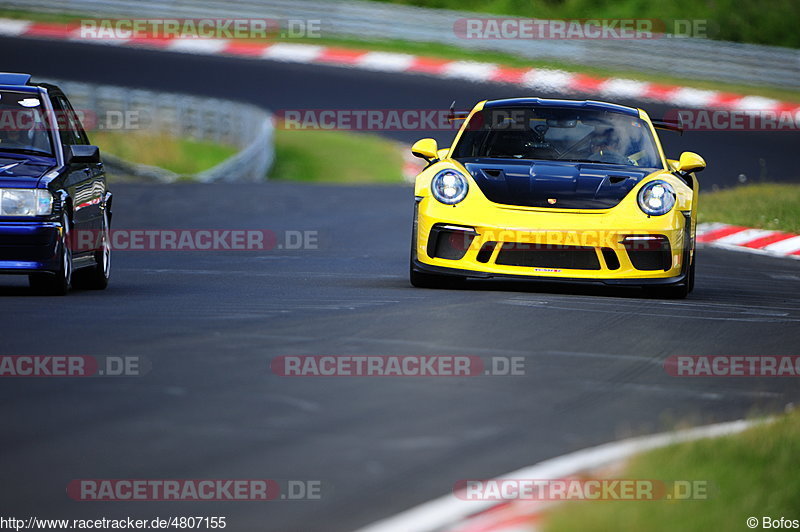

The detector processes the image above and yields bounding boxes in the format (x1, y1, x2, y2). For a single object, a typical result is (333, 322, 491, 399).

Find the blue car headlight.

(431, 169, 469, 205)
(0, 188, 54, 216)
(637, 180, 676, 216)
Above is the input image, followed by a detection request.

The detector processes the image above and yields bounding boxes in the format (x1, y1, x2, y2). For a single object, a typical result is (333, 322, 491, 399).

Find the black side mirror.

(67, 145, 101, 164)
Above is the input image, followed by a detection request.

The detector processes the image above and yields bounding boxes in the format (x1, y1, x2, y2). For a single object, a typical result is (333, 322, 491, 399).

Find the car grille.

(495, 243, 601, 270)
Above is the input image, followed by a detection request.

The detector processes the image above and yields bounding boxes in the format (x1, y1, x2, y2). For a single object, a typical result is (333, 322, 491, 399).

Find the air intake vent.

(622, 235, 672, 270)
(496, 244, 601, 270)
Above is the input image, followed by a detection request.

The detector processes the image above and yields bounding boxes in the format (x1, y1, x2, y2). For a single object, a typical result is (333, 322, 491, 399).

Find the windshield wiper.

(556, 158, 624, 165)
(0, 148, 53, 157)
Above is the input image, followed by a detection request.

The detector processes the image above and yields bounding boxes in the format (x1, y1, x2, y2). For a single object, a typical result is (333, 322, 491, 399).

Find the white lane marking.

(713, 228, 777, 246)
(695, 222, 731, 236)
(263, 394, 320, 413)
(0, 18, 31, 35)
(262, 43, 324, 62)
(441, 61, 498, 81)
(71, 35, 132, 46)
(357, 51, 416, 72)
(599, 78, 650, 99)
(709, 242, 800, 260)
(166, 39, 230, 54)
(735, 95, 780, 112)
(354, 419, 762, 532)
(767, 273, 800, 281)
(503, 299, 549, 307)
(522, 69, 575, 92)
(593, 382, 782, 400)
(500, 300, 799, 322)
(504, 297, 795, 316)
(763, 235, 800, 254)
(669, 87, 719, 107)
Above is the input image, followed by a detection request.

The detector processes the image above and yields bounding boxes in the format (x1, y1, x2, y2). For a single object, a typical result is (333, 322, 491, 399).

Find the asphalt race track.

(1, 36, 800, 531)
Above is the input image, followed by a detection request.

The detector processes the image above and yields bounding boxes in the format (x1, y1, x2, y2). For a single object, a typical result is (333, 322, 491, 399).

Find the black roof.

(483, 97, 639, 117)
(0, 73, 32, 86)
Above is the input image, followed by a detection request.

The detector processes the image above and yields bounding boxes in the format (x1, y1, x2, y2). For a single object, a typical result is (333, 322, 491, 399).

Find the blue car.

(0, 73, 111, 295)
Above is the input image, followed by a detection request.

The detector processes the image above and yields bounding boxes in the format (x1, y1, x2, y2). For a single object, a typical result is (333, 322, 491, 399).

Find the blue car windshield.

(453, 106, 663, 168)
(0, 91, 54, 157)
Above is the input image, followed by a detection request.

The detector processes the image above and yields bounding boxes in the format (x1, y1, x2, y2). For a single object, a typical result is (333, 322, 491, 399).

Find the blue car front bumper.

(0, 222, 61, 274)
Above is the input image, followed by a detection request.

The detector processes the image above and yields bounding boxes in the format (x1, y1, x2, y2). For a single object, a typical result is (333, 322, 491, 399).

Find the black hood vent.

(462, 158, 655, 209)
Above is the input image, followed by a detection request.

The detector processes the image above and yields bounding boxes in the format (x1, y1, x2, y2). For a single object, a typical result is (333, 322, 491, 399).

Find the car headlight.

(0, 189, 53, 216)
(431, 169, 469, 205)
(637, 180, 676, 216)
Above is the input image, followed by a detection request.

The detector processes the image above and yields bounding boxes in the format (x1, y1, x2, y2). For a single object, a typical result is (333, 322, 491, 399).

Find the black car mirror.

(67, 144, 101, 164)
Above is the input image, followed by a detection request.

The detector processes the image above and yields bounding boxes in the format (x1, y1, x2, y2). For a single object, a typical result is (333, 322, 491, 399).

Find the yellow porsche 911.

(409, 98, 705, 298)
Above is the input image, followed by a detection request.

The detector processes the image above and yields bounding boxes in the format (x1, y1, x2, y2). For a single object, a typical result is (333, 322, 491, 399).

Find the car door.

(50, 92, 106, 255)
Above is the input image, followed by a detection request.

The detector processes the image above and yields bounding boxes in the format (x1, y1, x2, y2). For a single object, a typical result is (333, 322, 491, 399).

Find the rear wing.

(447, 101, 470, 122)
(651, 119, 683, 135)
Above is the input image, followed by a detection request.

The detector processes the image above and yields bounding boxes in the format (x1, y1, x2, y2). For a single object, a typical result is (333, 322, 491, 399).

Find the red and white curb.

(354, 418, 762, 532)
(402, 149, 426, 183)
(1, 18, 799, 114)
(697, 223, 800, 260)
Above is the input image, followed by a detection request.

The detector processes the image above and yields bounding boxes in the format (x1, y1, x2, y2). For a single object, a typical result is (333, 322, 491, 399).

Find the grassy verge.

(3, 8, 800, 103)
(91, 132, 237, 176)
(544, 409, 800, 532)
(271, 129, 404, 183)
(699, 183, 800, 233)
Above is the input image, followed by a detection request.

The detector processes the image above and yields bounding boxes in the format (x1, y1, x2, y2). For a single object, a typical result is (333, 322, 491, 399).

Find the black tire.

(410, 267, 444, 288)
(30, 213, 72, 296)
(648, 250, 695, 299)
(409, 261, 464, 289)
(73, 210, 111, 290)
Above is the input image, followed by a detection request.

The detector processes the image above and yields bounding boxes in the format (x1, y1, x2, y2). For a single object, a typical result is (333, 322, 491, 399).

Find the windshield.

(452, 106, 663, 168)
(0, 91, 54, 157)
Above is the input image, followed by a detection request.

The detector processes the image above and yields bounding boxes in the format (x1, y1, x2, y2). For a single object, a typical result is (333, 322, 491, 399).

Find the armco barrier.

(46, 79, 274, 182)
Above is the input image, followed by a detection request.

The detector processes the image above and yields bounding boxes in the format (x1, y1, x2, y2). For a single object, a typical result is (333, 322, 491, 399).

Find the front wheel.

(73, 210, 111, 290)
(409, 262, 464, 289)
(648, 253, 695, 299)
(30, 213, 72, 296)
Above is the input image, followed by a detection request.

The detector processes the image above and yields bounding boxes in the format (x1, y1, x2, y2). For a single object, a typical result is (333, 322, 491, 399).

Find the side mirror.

(67, 144, 101, 164)
(677, 152, 705, 174)
(411, 138, 438, 162)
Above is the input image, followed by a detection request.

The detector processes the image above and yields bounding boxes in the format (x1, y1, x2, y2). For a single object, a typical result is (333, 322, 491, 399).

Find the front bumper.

(413, 196, 693, 284)
(0, 222, 62, 274)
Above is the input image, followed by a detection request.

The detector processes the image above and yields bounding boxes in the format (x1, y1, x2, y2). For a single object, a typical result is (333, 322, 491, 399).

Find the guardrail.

(45, 79, 274, 182)
(11, 0, 800, 89)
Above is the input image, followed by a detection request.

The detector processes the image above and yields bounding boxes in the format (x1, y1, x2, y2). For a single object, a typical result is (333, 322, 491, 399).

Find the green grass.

(91, 132, 237, 176)
(544, 409, 800, 532)
(271, 129, 404, 183)
(699, 183, 800, 233)
(3, 8, 800, 103)
(370, 0, 800, 49)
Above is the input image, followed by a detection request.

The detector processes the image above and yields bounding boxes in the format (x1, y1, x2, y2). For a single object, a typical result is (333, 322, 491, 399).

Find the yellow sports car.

(409, 98, 705, 298)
